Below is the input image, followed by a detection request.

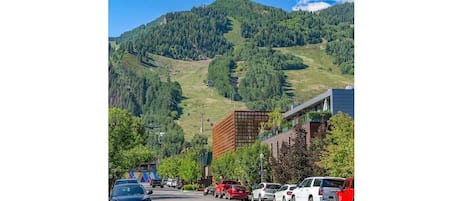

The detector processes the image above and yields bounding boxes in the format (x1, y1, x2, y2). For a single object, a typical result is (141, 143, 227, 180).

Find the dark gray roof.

(282, 89, 333, 119)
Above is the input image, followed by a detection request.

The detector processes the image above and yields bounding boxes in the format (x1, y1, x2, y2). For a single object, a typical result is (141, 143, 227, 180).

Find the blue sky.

(109, 0, 353, 37)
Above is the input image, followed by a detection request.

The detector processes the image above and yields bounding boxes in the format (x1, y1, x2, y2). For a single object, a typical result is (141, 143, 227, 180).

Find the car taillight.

(319, 187, 323, 195)
(287, 191, 292, 195)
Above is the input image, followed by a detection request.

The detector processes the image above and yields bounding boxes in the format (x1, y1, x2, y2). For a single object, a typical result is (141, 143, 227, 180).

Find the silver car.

(252, 182, 282, 201)
(274, 184, 297, 201)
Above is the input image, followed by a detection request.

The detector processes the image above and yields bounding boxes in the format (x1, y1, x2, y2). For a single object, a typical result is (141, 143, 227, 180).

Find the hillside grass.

(146, 54, 248, 145)
(275, 43, 354, 103)
(224, 17, 246, 52)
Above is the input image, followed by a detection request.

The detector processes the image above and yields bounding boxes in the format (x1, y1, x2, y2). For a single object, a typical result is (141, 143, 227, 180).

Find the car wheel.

(308, 196, 313, 201)
(215, 192, 219, 198)
(283, 197, 286, 201)
(291, 196, 296, 201)
(258, 194, 262, 201)
(227, 194, 231, 200)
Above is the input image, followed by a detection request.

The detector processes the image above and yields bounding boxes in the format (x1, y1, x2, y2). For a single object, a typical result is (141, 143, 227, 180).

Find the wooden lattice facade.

(212, 111, 269, 159)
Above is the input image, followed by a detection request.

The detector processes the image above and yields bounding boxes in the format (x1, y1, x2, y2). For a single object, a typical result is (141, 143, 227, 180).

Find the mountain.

(109, 0, 354, 146)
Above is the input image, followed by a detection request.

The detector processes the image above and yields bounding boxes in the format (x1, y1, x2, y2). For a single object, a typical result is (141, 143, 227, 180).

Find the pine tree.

(287, 125, 313, 183)
(270, 141, 291, 184)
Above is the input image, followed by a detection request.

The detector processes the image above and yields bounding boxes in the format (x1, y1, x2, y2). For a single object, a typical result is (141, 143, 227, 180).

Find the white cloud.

(292, 0, 354, 12)
(292, 1, 331, 12)
(336, 0, 354, 3)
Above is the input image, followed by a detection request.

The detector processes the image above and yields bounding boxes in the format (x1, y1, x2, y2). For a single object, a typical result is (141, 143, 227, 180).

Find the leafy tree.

(158, 155, 181, 179)
(211, 141, 270, 186)
(317, 112, 354, 178)
(236, 141, 271, 185)
(108, 108, 154, 192)
(260, 107, 283, 134)
(120, 144, 154, 172)
(212, 151, 237, 181)
(179, 150, 201, 183)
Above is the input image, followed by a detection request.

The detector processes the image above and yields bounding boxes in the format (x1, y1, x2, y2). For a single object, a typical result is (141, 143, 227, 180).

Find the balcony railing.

(257, 112, 331, 141)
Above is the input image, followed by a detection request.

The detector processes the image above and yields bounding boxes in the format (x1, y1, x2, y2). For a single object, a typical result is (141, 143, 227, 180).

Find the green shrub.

(182, 185, 198, 191)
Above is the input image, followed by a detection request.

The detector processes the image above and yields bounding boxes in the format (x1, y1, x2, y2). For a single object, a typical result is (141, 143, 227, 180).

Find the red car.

(214, 179, 240, 198)
(225, 185, 249, 201)
(336, 178, 354, 201)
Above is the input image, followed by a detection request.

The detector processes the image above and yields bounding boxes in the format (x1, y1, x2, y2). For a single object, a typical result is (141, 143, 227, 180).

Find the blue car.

(110, 183, 152, 201)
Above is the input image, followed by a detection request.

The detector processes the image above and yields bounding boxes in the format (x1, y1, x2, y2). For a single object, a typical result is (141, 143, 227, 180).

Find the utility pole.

(260, 153, 264, 183)
(200, 112, 204, 134)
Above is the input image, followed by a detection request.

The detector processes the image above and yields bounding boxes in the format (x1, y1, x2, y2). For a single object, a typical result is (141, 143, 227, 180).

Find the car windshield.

(112, 185, 144, 196)
(224, 181, 239, 185)
(266, 184, 281, 189)
(322, 179, 344, 188)
(289, 186, 297, 190)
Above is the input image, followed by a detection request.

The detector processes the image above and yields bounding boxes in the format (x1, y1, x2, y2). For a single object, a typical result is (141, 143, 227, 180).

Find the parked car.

(336, 178, 353, 201)
(169, 178, 178, 188)
(291, 177, 344, 201)
(225, 184, 249, 201)
(203, 186, 216, 196)
(252, 182, 282, 201)
(166, 178, 174, 187)
(274, 184, 297, 201)
(109, 183, 152, 201)
(151, 178, 164, 188)
(214, 179, 241, 198)
(114, 178, 139, 186)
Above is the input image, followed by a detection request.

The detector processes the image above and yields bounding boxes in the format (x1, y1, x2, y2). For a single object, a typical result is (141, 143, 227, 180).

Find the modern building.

(212, 111, 270, 159)
(261, 88, 354, 158)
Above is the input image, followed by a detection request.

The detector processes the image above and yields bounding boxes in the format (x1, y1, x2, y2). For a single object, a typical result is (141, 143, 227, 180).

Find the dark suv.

(151, 178, 164, 188)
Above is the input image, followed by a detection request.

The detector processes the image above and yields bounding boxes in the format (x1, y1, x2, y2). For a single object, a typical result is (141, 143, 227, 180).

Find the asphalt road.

(142, 183, 227, 201)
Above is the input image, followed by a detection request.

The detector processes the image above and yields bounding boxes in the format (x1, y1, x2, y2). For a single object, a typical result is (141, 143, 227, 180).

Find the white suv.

(291, 177, 344, 201)
(252, 182, 282, 201)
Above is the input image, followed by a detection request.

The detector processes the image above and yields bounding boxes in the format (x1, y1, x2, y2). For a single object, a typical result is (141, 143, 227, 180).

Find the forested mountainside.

(109, 0, 354, 149)
(113, 0, 353, 72)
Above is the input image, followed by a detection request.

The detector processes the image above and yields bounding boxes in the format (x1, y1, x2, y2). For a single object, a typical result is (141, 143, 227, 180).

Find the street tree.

(109, 108, 154, 192)
(158, 155, 181, 179)
(287, 124, 313, 183)
(270, 141, 291, 184)
(309, 122, 327, 176)
(179, 150, 201, 183)
(317, 112, 354, 178)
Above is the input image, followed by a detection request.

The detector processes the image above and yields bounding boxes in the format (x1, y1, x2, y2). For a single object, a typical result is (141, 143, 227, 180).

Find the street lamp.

(260, 153, 264, 183)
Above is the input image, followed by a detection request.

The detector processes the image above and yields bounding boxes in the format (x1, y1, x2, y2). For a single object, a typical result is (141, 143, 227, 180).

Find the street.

(141, 183, 234, 201)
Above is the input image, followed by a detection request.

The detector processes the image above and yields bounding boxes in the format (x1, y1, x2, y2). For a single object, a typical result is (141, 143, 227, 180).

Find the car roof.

(113, 183, 143, 188)
(116, 178, 138, 181)
(303, 177, 345, 180)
